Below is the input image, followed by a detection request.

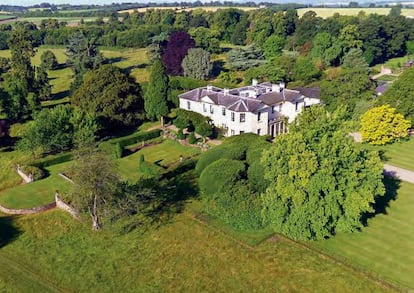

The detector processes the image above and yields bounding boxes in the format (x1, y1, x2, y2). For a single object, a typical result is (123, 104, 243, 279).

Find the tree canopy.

(360, 105, 411, 145)
(182, 48, 212, 80)
(71, 64, 144, 130)
(161, 31, 195, 76)
(144, 59, 169, 122)
(261, 107, 385, 240)
(378, 67, 414, 125)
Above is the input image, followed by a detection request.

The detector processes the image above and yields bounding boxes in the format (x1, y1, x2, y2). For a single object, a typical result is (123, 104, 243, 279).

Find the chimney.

(223, 88, 229, 95)
(206, 85, 213, 91)
(272, 84, 281, 92)
(252, 79, 258, 86)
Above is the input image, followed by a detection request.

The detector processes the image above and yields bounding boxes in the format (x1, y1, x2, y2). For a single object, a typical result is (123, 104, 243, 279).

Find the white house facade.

(178, 80, 320, 137)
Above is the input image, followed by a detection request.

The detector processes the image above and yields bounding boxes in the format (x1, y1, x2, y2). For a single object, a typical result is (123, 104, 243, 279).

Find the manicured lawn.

(297, 7, 414, 18)
(362, 137, 414, 171)
(118, 140, 200, 182)
(0, 208, 394, 292)
(312, 180, 414, 289)
(0, 162, 72, 209)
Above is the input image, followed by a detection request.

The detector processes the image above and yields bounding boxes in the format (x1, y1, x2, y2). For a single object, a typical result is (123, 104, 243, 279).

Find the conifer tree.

(144, 59, 169, 126)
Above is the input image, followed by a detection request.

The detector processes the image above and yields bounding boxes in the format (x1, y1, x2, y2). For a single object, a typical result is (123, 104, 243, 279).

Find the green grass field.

(0, 208, 394, 292)
(297, 7, 414, 18)
(118, 140, 200, 182)
(0, 149, 31, 192)
(312, 180, 414, 289)
(0, 162, 72, 209)
(363, 137, 414, 171)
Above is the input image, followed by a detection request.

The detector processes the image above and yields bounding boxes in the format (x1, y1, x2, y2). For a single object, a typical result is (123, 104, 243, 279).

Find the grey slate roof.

(178, 83, 320, 113)
(292, 87, 321, 100)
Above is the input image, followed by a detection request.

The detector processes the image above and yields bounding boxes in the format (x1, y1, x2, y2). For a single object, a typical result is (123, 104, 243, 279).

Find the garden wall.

(0, 202, 56, 215)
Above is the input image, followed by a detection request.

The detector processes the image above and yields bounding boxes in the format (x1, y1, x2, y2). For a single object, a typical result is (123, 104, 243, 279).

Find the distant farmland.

(297, 7, 414, 18)
(118, 6, 258, 14)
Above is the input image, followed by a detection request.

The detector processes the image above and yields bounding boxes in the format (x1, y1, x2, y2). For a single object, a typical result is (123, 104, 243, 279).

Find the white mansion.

(178, 80, 321, 137)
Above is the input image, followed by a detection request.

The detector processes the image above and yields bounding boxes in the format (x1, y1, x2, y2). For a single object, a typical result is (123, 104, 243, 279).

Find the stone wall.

(55, 193, 79, 219)
(16, 165, 34, 183)
(0, 201, 56, 215)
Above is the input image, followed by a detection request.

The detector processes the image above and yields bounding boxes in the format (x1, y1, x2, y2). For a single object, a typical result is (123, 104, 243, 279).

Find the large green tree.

(360, 105, 410, 145)
(378, 67, 414, 124)
(17, 104, 74, 155)
(144, 59, 169, 125)
(182, 48, 212, 80)
(261, 107, 385, 240)
(69, 146, 120, 230)
(66, 31, 104, 92)
(72, 64, 144, 130)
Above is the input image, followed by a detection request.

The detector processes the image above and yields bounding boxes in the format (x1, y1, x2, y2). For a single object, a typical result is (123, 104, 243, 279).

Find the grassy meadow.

(0, 208, 395, 292)
(297, 7, 414, 18)
(312, 179, 414, 289)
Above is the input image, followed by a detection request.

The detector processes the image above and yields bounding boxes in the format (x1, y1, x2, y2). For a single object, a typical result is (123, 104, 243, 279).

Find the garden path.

(383, 164, 414, 184)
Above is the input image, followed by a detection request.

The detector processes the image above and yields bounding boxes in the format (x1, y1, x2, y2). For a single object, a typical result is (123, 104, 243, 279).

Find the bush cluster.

(20, 165, 45, 180)
(196, 134, 271, 230)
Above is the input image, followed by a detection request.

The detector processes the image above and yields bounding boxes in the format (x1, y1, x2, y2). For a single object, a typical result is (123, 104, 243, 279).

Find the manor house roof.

(178, 82, 320, 113)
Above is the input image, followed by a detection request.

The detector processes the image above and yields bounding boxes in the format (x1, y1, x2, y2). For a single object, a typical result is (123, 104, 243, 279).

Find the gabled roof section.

(258, 90, 301, 105)
(178, 86, 223, 102)
(292, 87, 321, 100)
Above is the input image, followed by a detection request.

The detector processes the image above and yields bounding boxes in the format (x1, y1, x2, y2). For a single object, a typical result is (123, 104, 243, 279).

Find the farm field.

(0, 207, 395, 292)
(297, 7, 414, 18)
(312, 179, 414, 289)
(118, 6, 258, 14)
(362, 137, 414, 171)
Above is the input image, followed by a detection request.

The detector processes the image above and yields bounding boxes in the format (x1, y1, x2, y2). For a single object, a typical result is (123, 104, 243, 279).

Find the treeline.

(1, 7, 413, 66)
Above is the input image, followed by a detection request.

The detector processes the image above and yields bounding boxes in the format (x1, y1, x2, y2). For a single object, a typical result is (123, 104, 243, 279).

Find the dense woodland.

(0, 6, 413, 240)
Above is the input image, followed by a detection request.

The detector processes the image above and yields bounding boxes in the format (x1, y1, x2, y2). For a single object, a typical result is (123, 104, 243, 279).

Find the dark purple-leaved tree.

(161, 31, 195, 76)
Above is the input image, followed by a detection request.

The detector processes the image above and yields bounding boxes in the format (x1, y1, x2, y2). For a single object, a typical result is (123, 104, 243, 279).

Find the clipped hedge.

(110, 129, 161, 148)
(195, 144, 247, 175)
(32, 153, 73, 168)
(20, 165, 45, 180)
(199, 159, 246, 197)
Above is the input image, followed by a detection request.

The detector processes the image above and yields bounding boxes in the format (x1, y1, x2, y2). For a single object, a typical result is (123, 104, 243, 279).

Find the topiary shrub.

(177, 128, 185, 140)
(114, 142, 123, 159)
(20, 165, 45, 180)
(188, 132, 197, 144)
(138, 154, 161, 178)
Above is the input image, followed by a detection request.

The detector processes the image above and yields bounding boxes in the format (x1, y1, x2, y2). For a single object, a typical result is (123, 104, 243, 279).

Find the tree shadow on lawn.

(50, 90, 70, 100)
(0, 216, 21, 248)
(361, 176, 400, 226)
